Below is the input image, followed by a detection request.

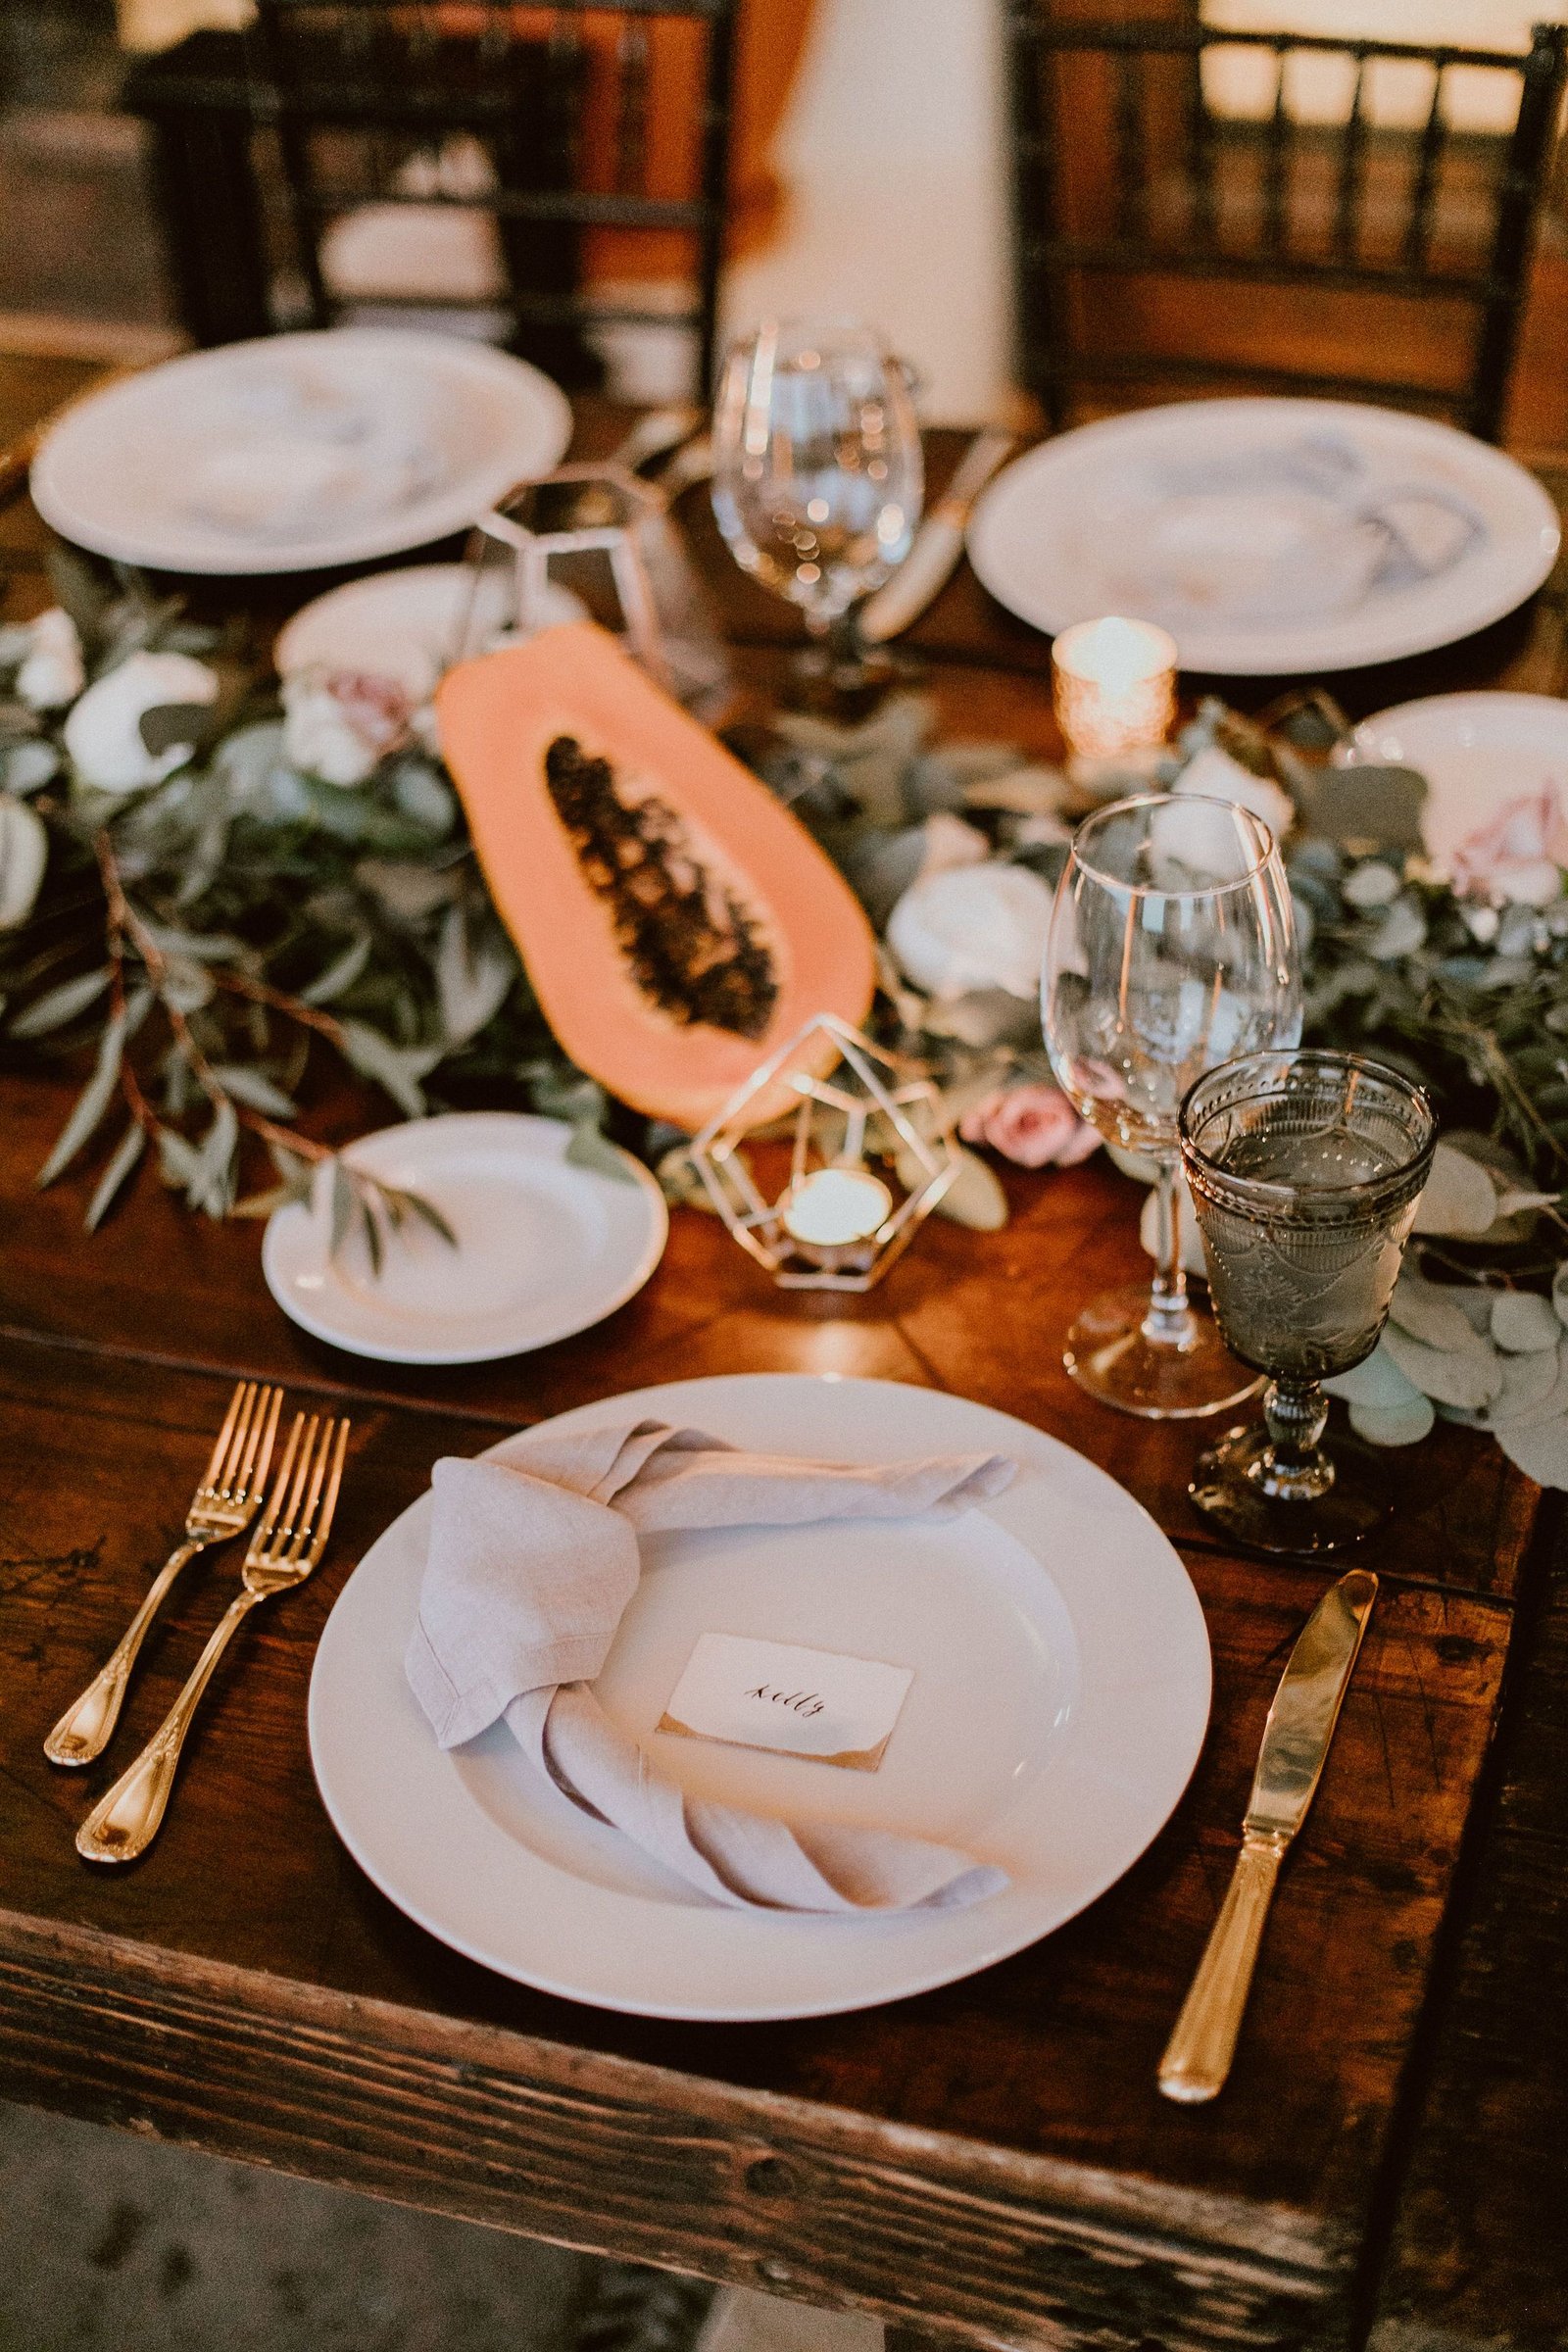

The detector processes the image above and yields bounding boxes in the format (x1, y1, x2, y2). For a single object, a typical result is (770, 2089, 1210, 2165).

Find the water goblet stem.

(1146, 1155, 1198, 1353)
(1252, 1380, 1333, 1502)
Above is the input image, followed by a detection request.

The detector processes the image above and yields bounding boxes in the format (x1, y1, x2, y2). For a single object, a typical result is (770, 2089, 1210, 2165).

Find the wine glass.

(710, 318, 922, 697)
(1180, 1050, 1436, 1554)
(1042, 793, 1302, 1419)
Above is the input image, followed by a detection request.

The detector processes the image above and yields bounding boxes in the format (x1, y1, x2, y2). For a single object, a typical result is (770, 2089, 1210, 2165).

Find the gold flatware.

(1158, 1566, 1378, 2104)
(76, 1410, 349, 1864)
(46, 1381, 283, 1767)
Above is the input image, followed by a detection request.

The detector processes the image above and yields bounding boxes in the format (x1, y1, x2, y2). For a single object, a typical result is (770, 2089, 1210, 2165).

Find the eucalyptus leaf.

(209, 1062, 297, 1117)
(84, 1118, 145, 1230)
(160, 954, 214, 1013)
(190, 1097, 239, 1216)
(157, 1125, 205, 1191)
(140, 919, 246, 963)
(230, 1183, 297, 1220)
(395, 1186, 458, 1249)
(329, 1160, 353, 1259)
(435, 906, 514, 1046)
(300, 932, 373, 1006)
(10, 964, 113, 1038)
(338, 1018, 440, 1118)
(35, 1006, 126, 1187)
(897, 1143, 1006, 1231)
(565, 1120, 639, 1186)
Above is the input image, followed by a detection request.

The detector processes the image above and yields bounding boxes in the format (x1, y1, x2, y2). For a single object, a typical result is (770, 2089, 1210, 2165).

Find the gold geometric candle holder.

(684, 1014, 960, 1293)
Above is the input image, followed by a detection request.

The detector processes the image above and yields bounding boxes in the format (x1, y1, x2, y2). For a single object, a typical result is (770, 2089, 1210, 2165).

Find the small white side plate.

(274, 564, 586, 699)
(308, 1373, 1212, 2021)
(1337, 690, 1568, 874)
(263, 1111, 667, 1365)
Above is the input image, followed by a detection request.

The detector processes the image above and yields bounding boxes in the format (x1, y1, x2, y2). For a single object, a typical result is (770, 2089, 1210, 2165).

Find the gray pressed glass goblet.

(1179, 1050, 1436, 1556)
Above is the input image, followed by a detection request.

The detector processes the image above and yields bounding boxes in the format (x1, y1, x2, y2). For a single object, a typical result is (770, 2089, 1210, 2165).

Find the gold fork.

(76, 1411, 350, 1865)
(46, 1381, 283, 1767)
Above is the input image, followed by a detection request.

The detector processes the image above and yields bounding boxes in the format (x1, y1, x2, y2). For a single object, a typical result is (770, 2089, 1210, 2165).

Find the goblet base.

(1063, 1287, 1264, 1420)
(1189, 1421, 1392, 1555)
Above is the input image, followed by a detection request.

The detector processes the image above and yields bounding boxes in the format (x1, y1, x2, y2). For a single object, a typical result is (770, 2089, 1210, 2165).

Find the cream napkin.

(406, 1420, 1016, 1914)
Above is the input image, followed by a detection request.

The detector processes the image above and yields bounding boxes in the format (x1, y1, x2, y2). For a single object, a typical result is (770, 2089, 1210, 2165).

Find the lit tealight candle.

(1053, 615, 1178, 762)
(780, 1166, 894, 1250)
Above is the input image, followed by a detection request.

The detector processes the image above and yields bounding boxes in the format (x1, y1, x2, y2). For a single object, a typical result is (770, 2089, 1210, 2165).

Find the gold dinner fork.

(75, 1410, 350, 1865)
(46, 1381, 283, 1767)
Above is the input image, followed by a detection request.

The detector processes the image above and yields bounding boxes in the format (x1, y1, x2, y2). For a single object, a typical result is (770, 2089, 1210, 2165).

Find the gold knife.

(1158, 1566, 1378, 2104)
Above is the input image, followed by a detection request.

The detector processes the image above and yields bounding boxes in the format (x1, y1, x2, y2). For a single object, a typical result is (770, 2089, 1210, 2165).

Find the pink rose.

(959, 1084, 1102, 1169)
(281, 667, 416, 787)
(1450, 786, 1568, 905)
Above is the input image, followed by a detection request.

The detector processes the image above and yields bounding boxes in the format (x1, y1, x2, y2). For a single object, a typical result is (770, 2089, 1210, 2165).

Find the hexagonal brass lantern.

(683, 1014, 961, 1293)
(456, 464, 725, 707)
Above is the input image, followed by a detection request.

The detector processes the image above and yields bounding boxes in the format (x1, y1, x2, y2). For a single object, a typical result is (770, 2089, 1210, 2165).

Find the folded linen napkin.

(406, 1419, 1017, 1914)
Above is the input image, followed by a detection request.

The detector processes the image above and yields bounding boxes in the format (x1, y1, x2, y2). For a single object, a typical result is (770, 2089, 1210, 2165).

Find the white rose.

(63, 652, 219, 794)
(281, 670, 411, 788)
(886, 859, 1054, 1001)
(1171, 743, 1295, 846)
(0, 790, 47, 929)
(14, 607, 85, 711)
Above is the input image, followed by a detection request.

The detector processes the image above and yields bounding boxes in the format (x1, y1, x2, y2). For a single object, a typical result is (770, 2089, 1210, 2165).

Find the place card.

(658, 1633, 914, 1771)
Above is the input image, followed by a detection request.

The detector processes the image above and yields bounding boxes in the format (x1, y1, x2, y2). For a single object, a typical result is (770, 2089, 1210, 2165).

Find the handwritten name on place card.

(658, 1633, 914, 1772)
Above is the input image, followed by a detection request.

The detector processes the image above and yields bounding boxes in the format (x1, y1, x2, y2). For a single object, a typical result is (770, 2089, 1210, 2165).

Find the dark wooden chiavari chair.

(1004, 12, 1568, 441)
(124, 0, 738, 395)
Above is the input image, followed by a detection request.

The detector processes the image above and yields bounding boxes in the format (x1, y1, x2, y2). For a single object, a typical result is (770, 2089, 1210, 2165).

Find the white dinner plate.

(273, 564, 586, 700)
(1337, 691, 1568, 876)
(263, 1112, 667, 1365)
(307, 1373, 1211, 2020)
(31, 329, 572, 575)
(967, 397, 1560, 675)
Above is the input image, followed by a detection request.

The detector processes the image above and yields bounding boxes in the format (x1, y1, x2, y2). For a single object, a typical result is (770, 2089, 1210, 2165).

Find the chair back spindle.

(1004, 11, 1568, 441)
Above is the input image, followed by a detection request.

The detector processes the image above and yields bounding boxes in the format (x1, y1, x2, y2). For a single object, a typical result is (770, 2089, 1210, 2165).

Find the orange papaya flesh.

(436, 622, 877, 1132)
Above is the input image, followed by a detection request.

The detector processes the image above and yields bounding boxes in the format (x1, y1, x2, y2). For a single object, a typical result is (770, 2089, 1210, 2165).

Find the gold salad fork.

(46, 1381, 283, 1767)
(76, 1411, 350, 1865)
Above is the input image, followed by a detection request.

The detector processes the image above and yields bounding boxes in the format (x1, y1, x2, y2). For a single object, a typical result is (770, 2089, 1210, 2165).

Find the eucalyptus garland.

(4, 579, 1568, 1294)
(0, 580, 587, 1261)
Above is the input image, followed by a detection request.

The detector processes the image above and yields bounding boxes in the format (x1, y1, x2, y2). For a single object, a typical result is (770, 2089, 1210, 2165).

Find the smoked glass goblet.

(1042, 794, 1301, 1418)
(1180, 1050, 1437, 1555)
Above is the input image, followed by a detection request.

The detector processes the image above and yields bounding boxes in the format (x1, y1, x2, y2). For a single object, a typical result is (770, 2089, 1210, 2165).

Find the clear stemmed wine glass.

(1042, 793, 1302, 1419)
(1180, 1049, 1436, 1554)
(711, 318, 922, 698)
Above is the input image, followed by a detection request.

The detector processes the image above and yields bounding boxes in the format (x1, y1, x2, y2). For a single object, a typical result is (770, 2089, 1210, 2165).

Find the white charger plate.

(31, 330, 572, 575)
(967, 397, 1559, 675)
(1337, 691, 1568, 875)
(263, 1112, 666, 1365)
(307, 1373, 1211, 2020)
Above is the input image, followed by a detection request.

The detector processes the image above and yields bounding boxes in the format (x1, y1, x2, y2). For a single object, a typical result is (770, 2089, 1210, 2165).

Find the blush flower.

(1449, 786, 1568, 906)
(959, 1084, 1102, 1169)
(281, 668, 414, 788)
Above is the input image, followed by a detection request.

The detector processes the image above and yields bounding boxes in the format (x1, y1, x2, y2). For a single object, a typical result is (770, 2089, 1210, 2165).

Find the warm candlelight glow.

(780, 1166, 894, 1249)
(1053, 616, 1178, 760)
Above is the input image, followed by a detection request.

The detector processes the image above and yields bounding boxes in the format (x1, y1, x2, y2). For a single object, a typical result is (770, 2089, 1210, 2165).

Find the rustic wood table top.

(0, 367, 1564, 2352)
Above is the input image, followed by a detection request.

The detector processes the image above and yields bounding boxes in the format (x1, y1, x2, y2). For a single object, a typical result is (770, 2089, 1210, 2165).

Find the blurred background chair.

(123, 0, 739, 394)
(1004, 9, 1568, 441)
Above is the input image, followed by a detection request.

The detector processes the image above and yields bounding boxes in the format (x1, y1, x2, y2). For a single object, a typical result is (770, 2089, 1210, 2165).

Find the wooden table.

(0, 377, 1565, 2352)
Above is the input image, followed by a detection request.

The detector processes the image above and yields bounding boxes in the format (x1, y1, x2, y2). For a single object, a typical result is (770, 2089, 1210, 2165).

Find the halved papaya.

(437, 622, 876, 1131)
